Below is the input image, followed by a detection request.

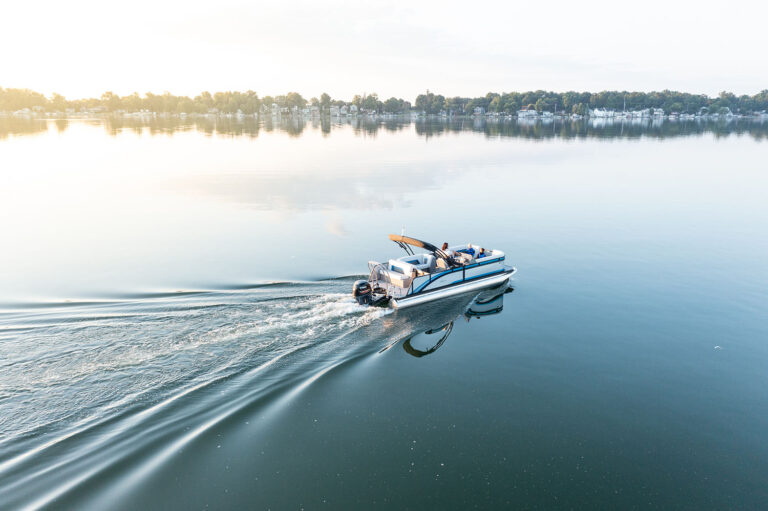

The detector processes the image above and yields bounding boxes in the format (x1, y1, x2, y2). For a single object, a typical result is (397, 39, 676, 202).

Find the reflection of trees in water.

(102, 115, 408, 139)
(102, 116, 262, 138)
(414, 118, 768, 141)
(2, 115, 767, 141)
(54, 119, 69, 133)
(0, 117, 50, 139)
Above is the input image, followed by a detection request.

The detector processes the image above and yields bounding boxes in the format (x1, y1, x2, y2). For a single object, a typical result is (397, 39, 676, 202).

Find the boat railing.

(368, 261, 387, 288)
(368, 261, 415, 298)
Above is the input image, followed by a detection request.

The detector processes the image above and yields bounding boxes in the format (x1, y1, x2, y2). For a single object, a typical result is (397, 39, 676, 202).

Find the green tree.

(572, 103, 588, 115)
(362, 93, 379, 112)
(284, 92, 306, 110)
(50, 93, 68, 111)
(534, 97, 555, 113)
(444, 96, 468, 114)
(121, 93, 142, 112)
(320, 93, 332, 112)
(383, 97, 406, 113)
(415, 91, 445, 114)
(488, 95, 502, 112)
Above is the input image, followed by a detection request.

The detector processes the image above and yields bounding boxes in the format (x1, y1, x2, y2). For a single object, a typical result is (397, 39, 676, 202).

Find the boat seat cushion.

(387, 273, 412, 288)
(390, 254, 434, 275)
(456, 252, 473, 264)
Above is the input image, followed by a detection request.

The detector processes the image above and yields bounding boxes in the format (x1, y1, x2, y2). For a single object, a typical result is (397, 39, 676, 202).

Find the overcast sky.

(3, 0, 767, 100)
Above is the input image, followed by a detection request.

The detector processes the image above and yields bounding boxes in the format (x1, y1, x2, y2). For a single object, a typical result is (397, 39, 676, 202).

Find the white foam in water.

(0, 289, 390, 509)
(0, 285, 390, 469)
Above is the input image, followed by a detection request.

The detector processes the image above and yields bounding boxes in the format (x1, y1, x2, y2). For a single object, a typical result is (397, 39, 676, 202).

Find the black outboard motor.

(352, 280, 373, 305)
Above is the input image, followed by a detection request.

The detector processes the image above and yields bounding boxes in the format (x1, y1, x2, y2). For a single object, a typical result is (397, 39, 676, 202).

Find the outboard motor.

(352, 280, 373, 305)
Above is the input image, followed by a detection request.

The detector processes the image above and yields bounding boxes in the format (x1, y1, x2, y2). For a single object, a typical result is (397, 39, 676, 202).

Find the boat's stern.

(352, 280, 374, 305)
(352, 279, 390, 307)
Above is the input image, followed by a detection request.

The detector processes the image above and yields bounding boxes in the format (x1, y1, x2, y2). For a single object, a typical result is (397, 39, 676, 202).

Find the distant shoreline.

(2, 87, 768, 119)
(3, 109, 768, 122)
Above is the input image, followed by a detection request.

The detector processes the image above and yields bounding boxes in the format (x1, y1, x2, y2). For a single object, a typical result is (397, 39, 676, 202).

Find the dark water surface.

(1, 119, 767, 509)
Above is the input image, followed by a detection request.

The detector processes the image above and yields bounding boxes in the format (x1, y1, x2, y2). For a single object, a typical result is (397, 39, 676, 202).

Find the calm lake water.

(1, 117, 767, 509)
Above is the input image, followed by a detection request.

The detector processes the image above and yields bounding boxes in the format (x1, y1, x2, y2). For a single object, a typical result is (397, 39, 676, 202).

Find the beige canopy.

(387, 234, 440, 252)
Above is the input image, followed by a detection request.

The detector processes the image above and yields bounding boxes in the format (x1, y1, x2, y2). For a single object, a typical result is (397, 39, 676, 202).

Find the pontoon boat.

(353, 234, 516, 309)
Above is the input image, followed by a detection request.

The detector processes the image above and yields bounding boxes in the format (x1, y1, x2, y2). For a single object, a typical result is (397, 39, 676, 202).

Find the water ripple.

(0, 279, 401, 509)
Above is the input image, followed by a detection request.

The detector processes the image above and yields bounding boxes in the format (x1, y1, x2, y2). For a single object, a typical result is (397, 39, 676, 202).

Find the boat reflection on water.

(403, 322, 454, 357)
(390, 284, 513, 358)
(464, 288, 507, 319)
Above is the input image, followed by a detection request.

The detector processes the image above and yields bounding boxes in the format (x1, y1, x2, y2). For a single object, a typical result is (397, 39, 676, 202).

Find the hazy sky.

(3, 0, 767, 100)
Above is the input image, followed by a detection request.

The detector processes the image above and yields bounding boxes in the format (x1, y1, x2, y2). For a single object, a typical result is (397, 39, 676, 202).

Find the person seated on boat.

(436, 243, 458, 269)
(477, 247, 487, 259)
(456, 244, 476, 257)
(452, 244, 476, 265)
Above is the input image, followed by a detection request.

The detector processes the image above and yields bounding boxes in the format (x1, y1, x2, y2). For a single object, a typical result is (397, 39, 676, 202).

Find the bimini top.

(388, 234, 450, 258)
(388, 234, 439, 251)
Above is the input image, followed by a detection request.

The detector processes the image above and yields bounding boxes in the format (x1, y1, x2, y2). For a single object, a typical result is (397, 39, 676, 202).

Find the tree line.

(2, 87, 768, 115)
(415, 90, 768, 115)
(0, 88, 412, 115)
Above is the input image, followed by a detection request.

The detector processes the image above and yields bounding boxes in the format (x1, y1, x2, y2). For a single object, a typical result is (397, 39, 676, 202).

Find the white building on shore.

(589, 108, 615, 118)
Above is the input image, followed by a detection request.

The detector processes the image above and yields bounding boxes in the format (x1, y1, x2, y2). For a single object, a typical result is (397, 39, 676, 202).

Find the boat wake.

(0, 279, 401, 507)
(0, 278, 508, 509)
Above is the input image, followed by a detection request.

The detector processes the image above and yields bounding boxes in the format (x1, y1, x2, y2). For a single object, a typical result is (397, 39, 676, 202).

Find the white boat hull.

(390, 268, 516, 309)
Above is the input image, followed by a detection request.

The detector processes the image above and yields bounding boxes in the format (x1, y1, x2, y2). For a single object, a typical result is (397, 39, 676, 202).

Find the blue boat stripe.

(412, 256, 505, 293)
(408, 256, 506, 296)
(412, 267, 511, 295)
(409, 256, 505, 296)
